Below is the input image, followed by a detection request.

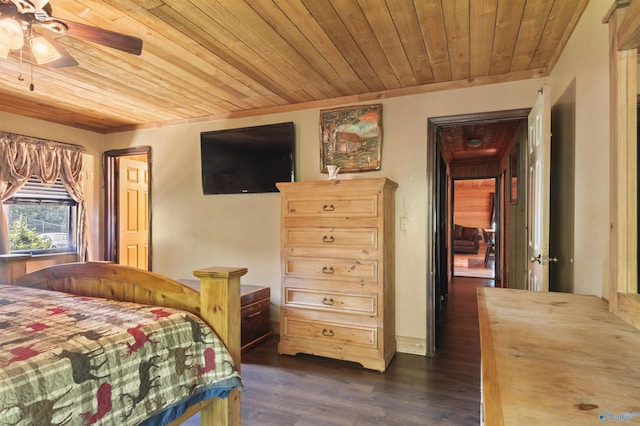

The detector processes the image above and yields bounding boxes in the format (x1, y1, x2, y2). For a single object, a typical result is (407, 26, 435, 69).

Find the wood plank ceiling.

(439, 119, 524, 163)
(0, 0, 589, 134)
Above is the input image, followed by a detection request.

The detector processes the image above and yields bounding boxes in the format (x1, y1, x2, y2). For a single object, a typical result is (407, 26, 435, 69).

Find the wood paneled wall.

(453, 179, 495, 229)
(451, 160, 501, 178)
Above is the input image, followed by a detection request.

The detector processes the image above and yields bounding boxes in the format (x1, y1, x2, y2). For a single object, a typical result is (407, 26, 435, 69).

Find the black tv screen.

(200, 122, 295, 194)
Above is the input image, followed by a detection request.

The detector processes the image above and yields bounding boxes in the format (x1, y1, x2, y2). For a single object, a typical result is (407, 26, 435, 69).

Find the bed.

(0, 262, 246, 426)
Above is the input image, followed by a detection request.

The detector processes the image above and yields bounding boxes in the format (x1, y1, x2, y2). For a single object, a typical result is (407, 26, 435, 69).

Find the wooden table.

(483, 228, 495, 241)
(478, 287, 640, 425)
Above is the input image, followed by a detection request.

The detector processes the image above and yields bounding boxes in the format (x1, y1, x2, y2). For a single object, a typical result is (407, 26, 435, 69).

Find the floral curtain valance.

(0, 133, 84, 186)
(0, 132, 88, 259)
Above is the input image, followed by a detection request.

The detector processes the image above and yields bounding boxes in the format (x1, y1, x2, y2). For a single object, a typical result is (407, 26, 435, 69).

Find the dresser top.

(478, 287, 640, 424)
(276, 177, 397, 192)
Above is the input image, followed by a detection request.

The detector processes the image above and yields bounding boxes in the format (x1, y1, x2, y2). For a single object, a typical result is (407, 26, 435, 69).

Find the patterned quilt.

(0, 284, 243, 425)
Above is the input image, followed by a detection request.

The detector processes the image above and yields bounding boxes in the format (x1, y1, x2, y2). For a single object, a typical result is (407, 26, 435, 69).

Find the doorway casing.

(103, 146, 152, 271)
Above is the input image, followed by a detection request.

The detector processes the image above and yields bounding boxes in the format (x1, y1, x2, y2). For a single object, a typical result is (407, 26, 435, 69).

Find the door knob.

(530, 254, 542, 264)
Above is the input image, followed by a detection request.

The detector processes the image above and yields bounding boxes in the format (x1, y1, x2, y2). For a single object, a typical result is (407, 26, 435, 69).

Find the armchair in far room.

(453, 224, 482, 254)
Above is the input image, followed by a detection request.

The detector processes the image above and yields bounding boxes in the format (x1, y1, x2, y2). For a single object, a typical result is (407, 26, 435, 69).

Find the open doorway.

(427, 109, 528, 356)
(431, 109, 529, 287)
(103, 147, 152, 271)
(427, 87, 575, 354)
(453, 178, 496, 279)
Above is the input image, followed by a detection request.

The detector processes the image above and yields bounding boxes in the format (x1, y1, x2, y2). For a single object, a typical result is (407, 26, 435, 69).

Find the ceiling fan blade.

(35, 30, 79, 68)
(31, 0, 50, 11)
(61, 20, 142, 56)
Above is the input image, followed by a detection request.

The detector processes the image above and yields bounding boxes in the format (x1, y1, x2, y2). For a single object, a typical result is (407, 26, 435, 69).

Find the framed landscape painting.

(319, 104, 383, 173)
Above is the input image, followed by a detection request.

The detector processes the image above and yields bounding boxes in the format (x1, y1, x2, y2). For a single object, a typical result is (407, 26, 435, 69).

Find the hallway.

(436, 275, 494, 364)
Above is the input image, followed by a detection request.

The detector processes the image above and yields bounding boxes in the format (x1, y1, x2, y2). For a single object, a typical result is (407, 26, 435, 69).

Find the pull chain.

(17, 48, 24, 82)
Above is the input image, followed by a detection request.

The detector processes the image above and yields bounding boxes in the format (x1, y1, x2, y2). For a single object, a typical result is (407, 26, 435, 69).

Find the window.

(5, 176, 77, 253)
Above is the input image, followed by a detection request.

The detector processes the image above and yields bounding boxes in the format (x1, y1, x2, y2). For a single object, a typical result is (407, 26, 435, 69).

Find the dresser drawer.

(284, 257, 378, 282)
(284, 287, 377, 315)
(283, 315, 377, 348)
(285, 227, 377, 249)
(284, 195, 378, 218)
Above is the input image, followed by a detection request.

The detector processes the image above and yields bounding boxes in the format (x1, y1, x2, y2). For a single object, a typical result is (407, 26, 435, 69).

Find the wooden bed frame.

(13, 261, 246, 426)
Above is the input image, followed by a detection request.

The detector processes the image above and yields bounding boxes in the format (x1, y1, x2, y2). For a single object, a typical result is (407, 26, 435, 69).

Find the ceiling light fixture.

(0, 0, 81, 70)
(0, 17, 24, 50)
(0, 14, 64, 66)
(467, 138, 482, 148)
(0, 2, 68, 92)
(0, 0, 143, 93)
(30, 35, 60, 64)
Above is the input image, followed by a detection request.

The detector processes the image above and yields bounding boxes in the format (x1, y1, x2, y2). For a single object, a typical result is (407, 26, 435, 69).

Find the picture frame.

(319, 104, 383, 173)
(510, 143, 519, 204)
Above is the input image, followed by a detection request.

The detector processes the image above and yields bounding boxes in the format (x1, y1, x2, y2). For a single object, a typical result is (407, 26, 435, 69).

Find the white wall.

(549, 0, 611, 298)
(104, 78, 545, 354)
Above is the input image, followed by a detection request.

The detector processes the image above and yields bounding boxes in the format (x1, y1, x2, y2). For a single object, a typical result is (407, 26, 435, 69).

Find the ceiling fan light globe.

(30, 36, 61, 64)
(0, 18, 24, 50)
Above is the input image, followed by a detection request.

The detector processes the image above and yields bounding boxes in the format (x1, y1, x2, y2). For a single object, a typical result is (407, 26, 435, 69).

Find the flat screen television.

(200, 122, 295, 194)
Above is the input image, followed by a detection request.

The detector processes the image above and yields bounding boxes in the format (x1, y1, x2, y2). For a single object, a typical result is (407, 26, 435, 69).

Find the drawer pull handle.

(322, 297, 334, 306)
(322, 235, 335, 243)
(245, 312, 261, 319)
(322, 266, 335, 274)
(322, 328, 335, 337)
(322, 204, 335, 212)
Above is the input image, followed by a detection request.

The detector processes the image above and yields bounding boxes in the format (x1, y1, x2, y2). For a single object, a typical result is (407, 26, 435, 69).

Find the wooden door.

(117, 157, 149, 270)
(526, 85, 551, 291)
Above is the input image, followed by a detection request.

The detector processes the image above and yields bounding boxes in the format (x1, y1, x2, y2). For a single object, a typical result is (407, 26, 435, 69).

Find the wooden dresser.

(276, 178, 397, 372)
(478, 287, 640, 425)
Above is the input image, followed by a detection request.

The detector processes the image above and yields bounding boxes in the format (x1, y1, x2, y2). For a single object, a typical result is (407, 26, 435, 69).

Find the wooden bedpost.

(194, 266, 246, 426)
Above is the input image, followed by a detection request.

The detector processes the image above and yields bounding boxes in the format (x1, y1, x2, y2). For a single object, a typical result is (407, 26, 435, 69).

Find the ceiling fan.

(0, 0, 142, 68)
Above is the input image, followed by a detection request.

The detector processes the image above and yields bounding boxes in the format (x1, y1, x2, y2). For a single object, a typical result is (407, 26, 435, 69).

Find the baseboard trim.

(396, 336, 427, 356)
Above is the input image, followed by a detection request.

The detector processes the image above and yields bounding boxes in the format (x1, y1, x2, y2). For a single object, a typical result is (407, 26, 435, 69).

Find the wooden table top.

(478, 287, 640, 425)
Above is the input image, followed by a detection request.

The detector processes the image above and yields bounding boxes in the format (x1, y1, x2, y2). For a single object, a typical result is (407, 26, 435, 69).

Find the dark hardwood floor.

(454, 243, 495, 279)
(183, 276, 492, 425)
